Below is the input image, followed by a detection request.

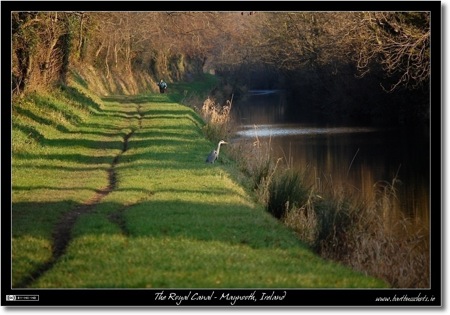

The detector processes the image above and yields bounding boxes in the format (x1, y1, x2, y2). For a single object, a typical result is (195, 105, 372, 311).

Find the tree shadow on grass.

(101, 95, 205, 128)
(14, 151, 116, 165)
(59, 84, 102, 112)
(10, 194, 303, 289)
(13, 122, 45, 143)
(102, 94, 175, 105)
(13, 106, 70, 133)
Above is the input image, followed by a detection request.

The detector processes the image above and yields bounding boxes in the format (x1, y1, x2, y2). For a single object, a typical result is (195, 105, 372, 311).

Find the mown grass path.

(12, 93, 388, 288)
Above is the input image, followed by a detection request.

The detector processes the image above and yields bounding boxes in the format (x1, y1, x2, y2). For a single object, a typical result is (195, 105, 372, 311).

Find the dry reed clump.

(283, 175, 430, 288)
(226, 130, 287, 206)
(283, 204, 319, 246)
(283, 181, 354, 257)
(200, 97, 234, 142)
(342, 180, 430, 288)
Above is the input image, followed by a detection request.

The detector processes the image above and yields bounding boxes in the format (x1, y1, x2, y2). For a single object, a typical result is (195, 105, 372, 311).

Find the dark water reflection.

(233, 90, 430, 222)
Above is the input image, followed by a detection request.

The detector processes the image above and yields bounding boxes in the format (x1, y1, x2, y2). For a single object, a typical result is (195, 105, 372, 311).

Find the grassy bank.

(11, 75, 388, 288)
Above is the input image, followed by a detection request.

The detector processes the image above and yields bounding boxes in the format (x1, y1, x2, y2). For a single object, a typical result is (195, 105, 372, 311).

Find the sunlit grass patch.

(31, 235, 386, 288)
(12, 236, 53, 287)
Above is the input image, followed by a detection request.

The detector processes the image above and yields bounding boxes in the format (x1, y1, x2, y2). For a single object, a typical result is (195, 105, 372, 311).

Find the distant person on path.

(157, 79, 167, 93)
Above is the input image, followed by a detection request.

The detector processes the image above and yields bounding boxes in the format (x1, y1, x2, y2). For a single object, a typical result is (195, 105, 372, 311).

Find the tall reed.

(283, 169, 430, 288)
(198, 96, 234, 142)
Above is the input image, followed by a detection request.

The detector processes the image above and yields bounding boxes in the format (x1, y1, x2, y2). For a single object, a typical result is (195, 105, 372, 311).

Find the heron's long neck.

(216, 142, 222, 155)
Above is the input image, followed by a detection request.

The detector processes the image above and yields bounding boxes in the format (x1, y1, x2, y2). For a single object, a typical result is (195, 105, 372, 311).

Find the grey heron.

(205, 140, 228, 163)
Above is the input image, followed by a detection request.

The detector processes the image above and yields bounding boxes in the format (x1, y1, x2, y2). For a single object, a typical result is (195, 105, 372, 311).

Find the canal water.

(232, 90, 430, 223)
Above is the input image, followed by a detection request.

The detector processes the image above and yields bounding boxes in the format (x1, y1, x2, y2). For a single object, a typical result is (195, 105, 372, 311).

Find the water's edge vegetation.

(196, 84, 429, 288)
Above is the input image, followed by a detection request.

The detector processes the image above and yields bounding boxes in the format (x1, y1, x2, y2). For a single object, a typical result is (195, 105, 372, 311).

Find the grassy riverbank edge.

(11, 74, 388, 289)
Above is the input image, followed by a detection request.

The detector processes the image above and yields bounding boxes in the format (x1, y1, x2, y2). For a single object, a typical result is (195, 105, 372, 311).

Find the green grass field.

(11, 77, 388, 288)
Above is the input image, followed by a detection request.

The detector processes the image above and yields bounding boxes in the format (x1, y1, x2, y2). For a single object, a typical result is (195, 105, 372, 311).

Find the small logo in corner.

(6, 295, 39, 301)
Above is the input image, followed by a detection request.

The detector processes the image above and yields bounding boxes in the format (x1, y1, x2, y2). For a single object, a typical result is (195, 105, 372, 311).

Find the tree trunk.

(14, 48, 33, 94)
(77, 13, 85, 60)
(105, 41, 111, 78)
(41, 37, 59, 83)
